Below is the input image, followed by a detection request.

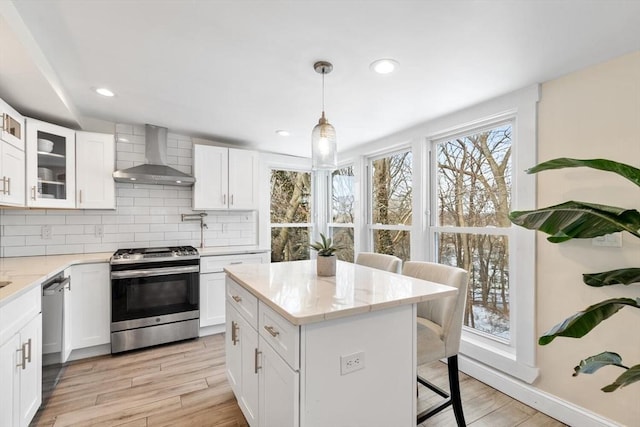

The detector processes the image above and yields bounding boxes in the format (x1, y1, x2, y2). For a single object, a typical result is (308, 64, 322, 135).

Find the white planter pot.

(316, 255, 336, 277)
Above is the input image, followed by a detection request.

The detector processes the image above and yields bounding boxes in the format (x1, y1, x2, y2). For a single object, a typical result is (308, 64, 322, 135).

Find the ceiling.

(1, 1, 639, 158)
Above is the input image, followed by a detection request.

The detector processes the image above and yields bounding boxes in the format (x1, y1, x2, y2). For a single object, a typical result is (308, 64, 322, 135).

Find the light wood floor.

(31, 334, 566, 427)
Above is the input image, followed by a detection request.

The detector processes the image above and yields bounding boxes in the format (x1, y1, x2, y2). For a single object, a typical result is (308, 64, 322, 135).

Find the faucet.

(181, 213, 208, 248)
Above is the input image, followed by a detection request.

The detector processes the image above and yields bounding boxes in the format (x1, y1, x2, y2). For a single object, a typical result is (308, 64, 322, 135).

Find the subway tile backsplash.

(0, 124, 257, 257)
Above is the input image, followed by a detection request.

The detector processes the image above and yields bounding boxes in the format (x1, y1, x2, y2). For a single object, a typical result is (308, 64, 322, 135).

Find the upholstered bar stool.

(354, 252, 402, 273)
(402, 261, 469, 427)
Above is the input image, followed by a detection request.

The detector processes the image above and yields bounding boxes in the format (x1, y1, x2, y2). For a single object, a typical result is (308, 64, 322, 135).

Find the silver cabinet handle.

(31, 185, 37, 200)
(231, 295, 242, 303)
(229, 261, 243, 265)
(79, 189, 83, 203)
(223, 194, 226, 205)
(26, 338, 32, 364)
(264, 325, 279, 337)
(1, 176, 6, 195)
(16, 342, 26, 370)
(2, 113, 7, 132)
(254, 348, 262, 374)
(6, 177, 10, 196)
(231, 194, 234, 205)
(231, 320, 239, 345)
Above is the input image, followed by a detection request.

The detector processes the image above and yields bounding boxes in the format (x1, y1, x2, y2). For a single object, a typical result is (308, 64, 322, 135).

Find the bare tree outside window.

(330, 166, 355, 262)
(435, 124, 512, 340)
(370, 151, 412, 261)
(270, 169, 312, 262)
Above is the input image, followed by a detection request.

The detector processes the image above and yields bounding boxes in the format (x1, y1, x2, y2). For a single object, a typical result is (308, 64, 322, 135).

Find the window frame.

(365, 148, 414, 260)
(327, 164, 356, 262)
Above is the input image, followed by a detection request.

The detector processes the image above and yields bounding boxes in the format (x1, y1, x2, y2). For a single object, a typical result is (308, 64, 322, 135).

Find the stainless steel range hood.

(113, 124, 195, 186)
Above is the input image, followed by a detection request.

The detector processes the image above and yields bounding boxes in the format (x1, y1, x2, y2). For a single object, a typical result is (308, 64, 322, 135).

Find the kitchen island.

(224, 259, 457, 427)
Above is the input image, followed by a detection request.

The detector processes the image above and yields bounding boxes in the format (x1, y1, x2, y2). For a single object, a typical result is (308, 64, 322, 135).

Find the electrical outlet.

(95, 225, 104, 238)
(41, 225, 52, 240)
(340, 351, 365, 375)
(592, 232, 622, 247)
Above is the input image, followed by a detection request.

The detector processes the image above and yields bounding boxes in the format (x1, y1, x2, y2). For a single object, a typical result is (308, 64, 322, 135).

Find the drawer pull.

(229, 261, 243, 265)
(231, 320, 240, 345)
(254, 348, 262, 374)
(264, 325, 279, 337)
(232, 295, 242, 303)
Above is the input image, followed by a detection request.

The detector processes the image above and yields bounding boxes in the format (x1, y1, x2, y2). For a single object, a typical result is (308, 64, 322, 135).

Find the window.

(369, 150, 412, 261)
(270, 169, 312, 262)
(328, 165, 355, 262)
(432, 123, 512, 340)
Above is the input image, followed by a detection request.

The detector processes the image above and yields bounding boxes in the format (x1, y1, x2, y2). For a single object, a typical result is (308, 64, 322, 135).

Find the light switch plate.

(592, 232, 622, 247)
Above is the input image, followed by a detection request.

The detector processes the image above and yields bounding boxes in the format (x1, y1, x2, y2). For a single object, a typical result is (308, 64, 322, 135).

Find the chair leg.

(447, 355, 466, 427)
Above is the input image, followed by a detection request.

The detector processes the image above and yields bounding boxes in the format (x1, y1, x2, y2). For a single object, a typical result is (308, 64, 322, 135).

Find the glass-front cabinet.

(26, 118, 76, 208)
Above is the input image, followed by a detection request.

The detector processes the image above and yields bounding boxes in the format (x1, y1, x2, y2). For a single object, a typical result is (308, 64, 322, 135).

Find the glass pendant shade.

(311, 111, 337, 170)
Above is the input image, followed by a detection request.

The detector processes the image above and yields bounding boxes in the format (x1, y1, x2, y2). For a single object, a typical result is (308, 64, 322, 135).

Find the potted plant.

(310, 233, 339, 276)
(509, 158, 640, 392)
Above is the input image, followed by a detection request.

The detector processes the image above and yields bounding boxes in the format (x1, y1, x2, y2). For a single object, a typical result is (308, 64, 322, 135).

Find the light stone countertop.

(0, 246, 270, 307)
(224, 260, 458, 326)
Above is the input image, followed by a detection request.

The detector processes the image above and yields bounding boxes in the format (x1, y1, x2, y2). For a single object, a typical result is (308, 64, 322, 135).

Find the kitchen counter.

(0, 246, 270, 307)
(224, 259, 457, 325)
(0, 252, 112, 306)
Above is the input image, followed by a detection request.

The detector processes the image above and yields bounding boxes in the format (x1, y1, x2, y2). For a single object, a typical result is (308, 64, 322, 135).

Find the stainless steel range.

(110, 246, 200, 353)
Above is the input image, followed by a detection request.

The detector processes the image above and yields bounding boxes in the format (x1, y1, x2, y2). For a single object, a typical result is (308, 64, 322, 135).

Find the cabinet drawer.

(0, 285, 41, 346)
(259, 302, 299, 370)
(201, 254, 265, 274)
(226, 277, 258, 327)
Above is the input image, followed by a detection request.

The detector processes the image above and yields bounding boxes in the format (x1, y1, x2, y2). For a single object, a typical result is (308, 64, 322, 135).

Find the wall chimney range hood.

(113, 124, 195, 186)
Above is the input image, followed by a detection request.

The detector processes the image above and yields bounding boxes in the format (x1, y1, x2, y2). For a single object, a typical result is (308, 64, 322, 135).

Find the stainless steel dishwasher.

(41, 272, 71, 404)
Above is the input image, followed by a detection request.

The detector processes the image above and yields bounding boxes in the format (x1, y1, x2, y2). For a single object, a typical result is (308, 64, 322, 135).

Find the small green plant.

(309, 233, 339, 257)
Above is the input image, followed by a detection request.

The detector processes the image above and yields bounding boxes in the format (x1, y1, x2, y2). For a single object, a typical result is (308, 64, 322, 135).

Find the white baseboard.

(458, 355, 622, 427)
(199, 324, 225, 337)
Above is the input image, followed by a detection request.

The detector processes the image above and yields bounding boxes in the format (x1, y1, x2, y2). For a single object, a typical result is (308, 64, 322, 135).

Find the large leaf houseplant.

(509, 158, 640, 392)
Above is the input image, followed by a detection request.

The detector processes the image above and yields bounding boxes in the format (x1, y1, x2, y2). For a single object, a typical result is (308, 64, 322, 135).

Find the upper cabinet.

(0, 99, 25, 207)
(26, 118, 76, 208)
(193, 145, 259, 210)
(76, 132, 115, 209)
(0, 98, 25, 150)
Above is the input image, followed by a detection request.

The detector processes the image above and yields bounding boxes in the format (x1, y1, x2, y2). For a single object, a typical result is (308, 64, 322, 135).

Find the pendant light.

(311, 61, 337, 170)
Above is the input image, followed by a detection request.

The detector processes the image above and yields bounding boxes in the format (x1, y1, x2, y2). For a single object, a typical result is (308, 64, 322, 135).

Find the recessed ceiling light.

(275, 130, 290, 137)
(95, 87, 115, 97)
(370, 59, 399, 74)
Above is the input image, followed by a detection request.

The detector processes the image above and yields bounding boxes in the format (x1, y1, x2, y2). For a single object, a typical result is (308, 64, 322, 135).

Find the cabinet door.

(69, 264, 111, 350)
(200, 272, 226, 327)
(0, 142, 25, 206)
(18, 314, 41, 427)
(26, 118, 76, 208)
(193, 144, 228, 209)
(259, 336, 299, 427)
(0, 98, 24, 149)
(228, 148, 258, 210)
(0, 334, 20, 427)
(76, 132, 115, 209)
(226, 303, 259, 426)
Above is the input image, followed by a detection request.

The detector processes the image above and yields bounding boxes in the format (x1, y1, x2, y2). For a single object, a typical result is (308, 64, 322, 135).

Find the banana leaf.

(539, 298, 640, 345)
(572, 352, 625, 376)
(526, 158, 640, 188)
(602, 364, 640, 392)
(583, 268, 640, 287)
(509, 201, 640, 243)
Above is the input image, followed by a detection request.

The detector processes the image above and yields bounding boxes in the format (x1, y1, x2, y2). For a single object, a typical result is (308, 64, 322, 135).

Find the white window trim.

(423, 85, 540, 383)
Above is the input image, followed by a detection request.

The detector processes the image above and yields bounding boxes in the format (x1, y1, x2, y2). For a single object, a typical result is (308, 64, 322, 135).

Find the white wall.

(0, 124, 257, 257)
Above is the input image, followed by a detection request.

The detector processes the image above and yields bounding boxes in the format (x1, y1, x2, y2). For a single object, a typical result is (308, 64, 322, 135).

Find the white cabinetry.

(0, 286, 42, 427)
(67, 263, 111, 350)
(26, 118, 76, 208)
(75, 132, 115, 209)
(193, 145, 259, 210)
(225, 277, 298, 427)
(0, 99, 25, 207)
(199, 252, 268, 334)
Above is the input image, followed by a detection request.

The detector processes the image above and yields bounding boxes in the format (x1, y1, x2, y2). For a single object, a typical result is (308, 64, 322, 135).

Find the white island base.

(224, 260, 457, 427)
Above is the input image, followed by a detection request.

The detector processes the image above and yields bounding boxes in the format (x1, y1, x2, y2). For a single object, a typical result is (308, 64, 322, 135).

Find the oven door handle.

(111, 265, 199, 279)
